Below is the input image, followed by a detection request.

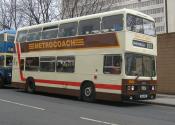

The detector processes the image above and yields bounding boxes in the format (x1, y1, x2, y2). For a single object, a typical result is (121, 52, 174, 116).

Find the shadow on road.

(14, 88, 149, 107)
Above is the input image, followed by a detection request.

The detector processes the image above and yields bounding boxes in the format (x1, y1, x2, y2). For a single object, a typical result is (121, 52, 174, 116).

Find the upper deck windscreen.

(127, 14, 156, 36)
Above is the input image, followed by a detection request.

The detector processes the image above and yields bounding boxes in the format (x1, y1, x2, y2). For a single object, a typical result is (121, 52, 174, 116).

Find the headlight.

(151, 86, 155, 91)
(127, 85, 135, 91)
(131, 86, 135, 91)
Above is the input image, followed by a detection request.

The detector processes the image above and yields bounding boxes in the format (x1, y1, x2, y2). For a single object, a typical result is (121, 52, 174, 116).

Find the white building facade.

(109, 0, 175, 34)
(110, 0, 166, 34)
(63, 0, 175, 34)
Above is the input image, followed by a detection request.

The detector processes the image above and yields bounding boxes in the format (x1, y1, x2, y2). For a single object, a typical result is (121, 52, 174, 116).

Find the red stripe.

(16, 43, 25, 81)
(35, 79, 81, 87)
(16, 43, 121, 91)
(35, 79, 121, 90)
(95, 84, 121, 90)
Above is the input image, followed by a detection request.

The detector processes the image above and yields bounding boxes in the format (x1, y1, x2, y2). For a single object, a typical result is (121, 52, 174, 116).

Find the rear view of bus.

(0, 30, 15, 87)
(12, 9, 156, 102)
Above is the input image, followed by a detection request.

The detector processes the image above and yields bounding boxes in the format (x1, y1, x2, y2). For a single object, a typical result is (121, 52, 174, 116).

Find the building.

(63, 0, 175, 34)
(157, 33, 175, 94)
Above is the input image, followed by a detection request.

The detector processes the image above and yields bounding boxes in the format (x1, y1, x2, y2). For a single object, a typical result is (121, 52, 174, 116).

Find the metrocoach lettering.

(28, 39, 85, 50)
(20, 33, 119, 52)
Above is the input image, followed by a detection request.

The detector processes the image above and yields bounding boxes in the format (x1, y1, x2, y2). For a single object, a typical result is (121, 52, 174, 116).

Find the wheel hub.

(85, 87, 92, 97)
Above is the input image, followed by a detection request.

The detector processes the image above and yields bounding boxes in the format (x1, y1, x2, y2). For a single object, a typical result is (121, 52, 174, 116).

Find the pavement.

(141, 94, 175, 107)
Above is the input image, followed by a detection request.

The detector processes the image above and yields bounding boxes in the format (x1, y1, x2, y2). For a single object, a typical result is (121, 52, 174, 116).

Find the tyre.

(0, 76, 4, 88)
(81, 82, 95, 102)
(26, 77, 35, 93)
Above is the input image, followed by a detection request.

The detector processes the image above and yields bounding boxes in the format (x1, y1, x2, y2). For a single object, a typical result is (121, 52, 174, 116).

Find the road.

(0, 88, 175, 125)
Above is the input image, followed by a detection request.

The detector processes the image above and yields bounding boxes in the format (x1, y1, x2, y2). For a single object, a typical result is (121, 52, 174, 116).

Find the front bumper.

(122, 79, 157, 101)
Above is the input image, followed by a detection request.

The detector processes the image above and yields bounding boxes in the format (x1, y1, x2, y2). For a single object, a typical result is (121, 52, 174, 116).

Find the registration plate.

(140, 94, 148, 99)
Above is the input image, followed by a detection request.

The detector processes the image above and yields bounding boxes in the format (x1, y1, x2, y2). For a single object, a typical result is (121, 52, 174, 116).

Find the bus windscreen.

(127, 14, 156, 36)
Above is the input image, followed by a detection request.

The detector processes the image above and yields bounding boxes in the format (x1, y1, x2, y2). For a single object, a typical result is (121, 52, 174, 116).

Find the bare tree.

(19, 0, 59, 25)
(60, 0, 115, 19)
(0, 0, 115, 29)
(0, 0, 25, 30)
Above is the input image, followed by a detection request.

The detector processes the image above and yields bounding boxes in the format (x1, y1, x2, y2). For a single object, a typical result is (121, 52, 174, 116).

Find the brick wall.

(157, 33, 175, 94)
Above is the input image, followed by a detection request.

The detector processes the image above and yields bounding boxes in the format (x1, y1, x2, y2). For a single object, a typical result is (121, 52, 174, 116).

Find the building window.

(25, 57, 39, 71)
(56, 56, 75, 73)
(58, 22, 78, 37)
(40, 56, 56, 72)
(78, 18, 101, 35)
(103, 55, 121, 74)
(102, 14, 123, 32)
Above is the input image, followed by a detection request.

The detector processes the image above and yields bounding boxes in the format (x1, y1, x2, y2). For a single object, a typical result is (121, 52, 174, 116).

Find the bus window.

(16, 30, 28, 42)
(6, 55, 13, 66)
(20, 59, 24, 71)
(56, 56, 75, 73)
(78, 18, 101, 35)
(0, 34, 4, 41)
(40, 56, 56, 72)
(103, 55, 121, 74)
(102, 14, 123, 32)
(0, 56, 4, 66)
(58, 22, 78, 37)
(7, 35, 15, 42)
(25, 57, 39, 71)
(127, 14, 156, 36)
(42, 25, 58, 39)
(27, 28, 42, 42)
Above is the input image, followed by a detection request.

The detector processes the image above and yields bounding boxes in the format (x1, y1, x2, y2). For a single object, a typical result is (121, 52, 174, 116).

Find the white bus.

(12, 9, 157, 102)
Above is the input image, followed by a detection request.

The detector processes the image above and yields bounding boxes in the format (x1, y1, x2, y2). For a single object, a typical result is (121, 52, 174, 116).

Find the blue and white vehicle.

(0, 30, 15, 88)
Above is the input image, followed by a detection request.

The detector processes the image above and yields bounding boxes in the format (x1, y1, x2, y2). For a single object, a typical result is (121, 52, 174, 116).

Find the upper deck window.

(127, 14, 156, 36)
(78, 18, 100, 35)
(58, 22, 78, 37)
(7, 35, 15, 42)
(42, 25, 58, 39)
(27, 28, 42, 42)
(102, 14, 123, 32)
(16, 30, 28, 42)
(0, 34, 4, 41)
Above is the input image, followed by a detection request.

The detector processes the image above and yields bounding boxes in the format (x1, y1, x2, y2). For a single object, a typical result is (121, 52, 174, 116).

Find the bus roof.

(17, 8, 155, 31)
(0, 29, 16, 35)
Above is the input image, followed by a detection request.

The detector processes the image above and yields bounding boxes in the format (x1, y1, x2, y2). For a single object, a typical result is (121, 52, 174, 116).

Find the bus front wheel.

(26, 77, 35, 93)
(81, 82, 95, 102)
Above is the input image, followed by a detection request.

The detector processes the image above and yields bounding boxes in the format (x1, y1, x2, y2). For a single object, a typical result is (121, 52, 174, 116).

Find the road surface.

(0, 88, 175, 125)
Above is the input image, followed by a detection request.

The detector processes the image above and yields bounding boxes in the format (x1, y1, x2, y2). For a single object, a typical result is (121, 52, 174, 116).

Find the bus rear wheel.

(81, 82, 95, 102)
(26, 77, 35, 93)
(0, 77, 4, 88)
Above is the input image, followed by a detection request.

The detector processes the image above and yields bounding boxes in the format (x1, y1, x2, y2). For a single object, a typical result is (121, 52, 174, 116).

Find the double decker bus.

(12, 9, 157, 101)
(0, 30, 15, 88)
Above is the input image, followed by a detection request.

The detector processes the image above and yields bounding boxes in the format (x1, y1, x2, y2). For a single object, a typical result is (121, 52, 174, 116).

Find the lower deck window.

(20, 59, 24, 71)
(25, 57, 39, 71)
(56, 56, 75, 73)
(103, 55, 121, 74)
(6, 55, 13, 66)
(40, 57, 56, 72)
